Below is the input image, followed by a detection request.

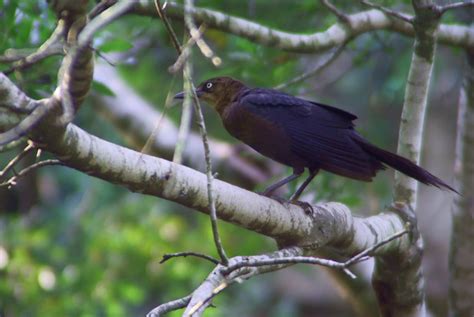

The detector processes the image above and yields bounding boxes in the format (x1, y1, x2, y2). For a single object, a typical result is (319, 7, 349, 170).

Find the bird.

(174, 76, 456, 202)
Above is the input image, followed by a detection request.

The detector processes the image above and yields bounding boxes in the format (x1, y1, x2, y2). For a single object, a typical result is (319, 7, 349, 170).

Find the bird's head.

(174, 76, 245, 113)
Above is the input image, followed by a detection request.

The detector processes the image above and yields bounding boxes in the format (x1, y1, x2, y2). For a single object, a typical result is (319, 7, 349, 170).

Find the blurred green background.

(0, 1, 464, 316)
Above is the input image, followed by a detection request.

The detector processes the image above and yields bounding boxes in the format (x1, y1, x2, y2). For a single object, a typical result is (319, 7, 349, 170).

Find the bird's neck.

(214, 81, 247, 115)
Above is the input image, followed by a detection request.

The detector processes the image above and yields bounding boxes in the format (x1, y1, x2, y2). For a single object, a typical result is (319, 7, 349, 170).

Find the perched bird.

(174, 77, 456, 201)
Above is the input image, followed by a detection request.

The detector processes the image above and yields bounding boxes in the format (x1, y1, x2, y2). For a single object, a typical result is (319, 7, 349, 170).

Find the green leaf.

(98, 38, 133, 53)
(92, 80, 115, 97)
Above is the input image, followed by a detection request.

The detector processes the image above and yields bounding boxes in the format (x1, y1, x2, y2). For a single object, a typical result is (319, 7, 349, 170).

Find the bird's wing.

(240, 89, 383, 179)
(239, 88, 357, 128)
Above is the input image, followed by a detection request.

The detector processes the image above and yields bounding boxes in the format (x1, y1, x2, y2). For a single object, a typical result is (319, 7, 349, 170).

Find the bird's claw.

(289, 200, 314, 215)
(258, 192, 314, 215)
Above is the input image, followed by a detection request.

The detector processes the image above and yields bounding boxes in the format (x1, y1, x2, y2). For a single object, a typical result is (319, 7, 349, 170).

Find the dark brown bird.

(175, 77, 456, 201)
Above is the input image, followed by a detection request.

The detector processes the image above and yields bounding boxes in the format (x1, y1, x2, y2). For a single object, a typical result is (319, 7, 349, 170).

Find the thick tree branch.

(132, 2, 474, 52)
(0, 76, 407, 249)
(38, 121, 406, 247)
(58, 1, 134, 124)
(394, 0, 439, 206)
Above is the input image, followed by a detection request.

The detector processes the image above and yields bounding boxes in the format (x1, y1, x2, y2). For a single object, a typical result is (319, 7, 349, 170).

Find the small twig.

(154, 2, 228, 262)
(221, 254, 356, 278)
(0, 19, 65, 69)
(166, 0, 228, 266)
(154, 0, 182, 54)
(186, 282, 227, 316)
(360, 0, 413, 23)
(222, 229, 410, 276)
(0, 141, 35, 178)
(184, 0, 221, 67)
(0, 99, 55, 146)
(146, 295, 192, 317)
(93, 48, 118, 67)
(320, 0, 351, 24)
(343, 228, 410, 266)
(160, 252, 220, 265)
(0, 138, 26, 153)
(0, 159, 63, 188)
(185, 71, 229, 266)
(0, 49, 33, 63)
(274, 44, 346, 90)
(436, 1, 474, 15)
(139, 77, 176, 155)
(173, 52, 193, 163)
(2, 44, 64, 75)
(168, 24, 206, 73)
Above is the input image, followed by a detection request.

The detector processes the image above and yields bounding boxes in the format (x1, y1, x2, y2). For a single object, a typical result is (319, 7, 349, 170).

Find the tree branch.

(37, 125, 407, 249)
(0, 19, 65, 73)
(0, 159, 64, 188)
(0, 141, 35, 178)
(1, 1, 130, 145)
(394, 0, 439, 207)
(437, 1, 474, 15)
(360, 0, 413, 23)
(0, 81, 407, 250)
(183, 229, 408, 316)
(372, 1, 443, 316)
(147, 295, 192, 317)
(132, 2, 474, 52)
(154, 0, 182, 54)
(173, 49, 193, 164)
(160, 252, 220, 265)
(58, 0, 134, 124)
(320, 0, 351, 24)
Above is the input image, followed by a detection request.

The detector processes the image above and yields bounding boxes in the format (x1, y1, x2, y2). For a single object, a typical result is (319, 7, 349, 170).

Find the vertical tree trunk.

(373, 1, 441, 316)
(449, 51, 474, 317)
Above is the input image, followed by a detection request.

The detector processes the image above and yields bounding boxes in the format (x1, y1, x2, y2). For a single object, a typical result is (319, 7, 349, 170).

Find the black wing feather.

(239, 89, 384, 180)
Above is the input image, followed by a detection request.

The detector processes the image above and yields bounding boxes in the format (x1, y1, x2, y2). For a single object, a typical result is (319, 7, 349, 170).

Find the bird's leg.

(289, 169, 319, 202)
(261, 168, 303, 197)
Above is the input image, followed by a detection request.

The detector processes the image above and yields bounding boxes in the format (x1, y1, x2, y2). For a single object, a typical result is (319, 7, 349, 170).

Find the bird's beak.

(173, 88, 203, 100)
(173, 91, 186, 99)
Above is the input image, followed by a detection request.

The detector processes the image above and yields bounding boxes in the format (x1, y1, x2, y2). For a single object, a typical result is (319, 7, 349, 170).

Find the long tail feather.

(353, 134, 457, 193)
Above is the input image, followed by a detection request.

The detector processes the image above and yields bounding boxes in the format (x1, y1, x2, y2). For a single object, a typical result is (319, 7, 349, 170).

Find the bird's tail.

(353, 134, 457, 193)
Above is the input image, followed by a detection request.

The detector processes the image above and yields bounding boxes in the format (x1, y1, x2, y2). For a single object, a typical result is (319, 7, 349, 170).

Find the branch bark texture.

(373, 1, 444, 316)
(133, 2, 474, 52)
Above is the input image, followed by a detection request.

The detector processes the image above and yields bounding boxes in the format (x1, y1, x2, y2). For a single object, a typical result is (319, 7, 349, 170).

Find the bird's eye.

(206, 82, 213, 89)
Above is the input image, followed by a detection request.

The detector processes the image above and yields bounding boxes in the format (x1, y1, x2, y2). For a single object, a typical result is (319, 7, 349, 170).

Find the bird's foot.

(258, 192, 314, 215)
(289, 200, 314, 215)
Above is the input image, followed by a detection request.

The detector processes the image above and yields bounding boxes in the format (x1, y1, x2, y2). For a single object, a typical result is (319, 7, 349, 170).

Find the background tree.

(0, 1, 472, 316)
